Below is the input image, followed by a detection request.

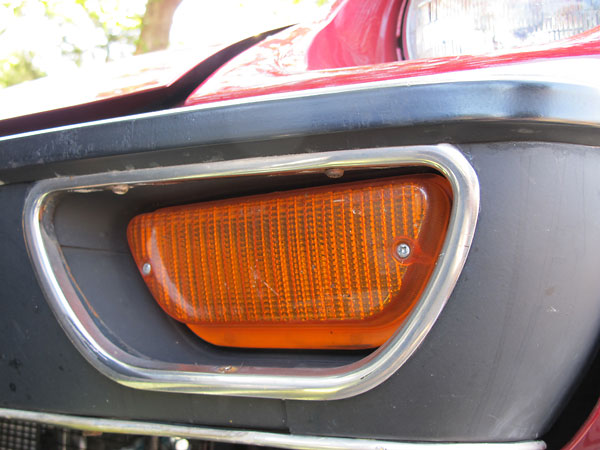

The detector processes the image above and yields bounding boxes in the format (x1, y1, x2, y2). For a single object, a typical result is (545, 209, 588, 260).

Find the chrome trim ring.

(0, 408, 544, 450)
(23, 144, 479, 400)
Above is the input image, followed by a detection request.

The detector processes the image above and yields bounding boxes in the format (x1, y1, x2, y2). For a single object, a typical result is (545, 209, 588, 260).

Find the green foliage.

(0, 51, 46, 88)
(0, 0, 146, 88)
(0, 0, 331, 89)
(41, 0, 145, 63)
(1, 0, 26, 17)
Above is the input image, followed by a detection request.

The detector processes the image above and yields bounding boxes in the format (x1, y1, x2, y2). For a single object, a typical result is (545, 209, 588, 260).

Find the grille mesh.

(0, 417, 274, 449)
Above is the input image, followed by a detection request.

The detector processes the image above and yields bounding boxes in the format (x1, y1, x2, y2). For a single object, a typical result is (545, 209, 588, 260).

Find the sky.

(171, 1, 329, 49)
(0, 0, 330, 80)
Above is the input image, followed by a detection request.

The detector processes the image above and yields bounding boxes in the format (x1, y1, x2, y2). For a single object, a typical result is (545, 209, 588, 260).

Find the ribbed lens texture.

(128, 175, 451, 349)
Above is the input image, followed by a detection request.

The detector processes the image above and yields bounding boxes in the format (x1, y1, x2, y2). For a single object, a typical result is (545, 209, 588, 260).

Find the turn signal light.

(127, 175, 451, 349)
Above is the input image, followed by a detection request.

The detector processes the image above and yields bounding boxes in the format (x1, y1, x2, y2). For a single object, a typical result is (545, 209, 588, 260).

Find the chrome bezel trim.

(23, 144, 479, 400)
(0, 408, 544, 450)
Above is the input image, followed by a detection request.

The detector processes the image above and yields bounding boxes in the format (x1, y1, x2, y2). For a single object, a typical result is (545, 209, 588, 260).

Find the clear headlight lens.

(404, 0, 600, 59)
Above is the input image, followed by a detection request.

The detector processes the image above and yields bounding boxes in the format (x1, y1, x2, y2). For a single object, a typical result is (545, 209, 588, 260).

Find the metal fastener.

(396, 243, 411, 259)
(172, 438, 190, 450)
(110, 184, 130, 195)
(325, 168, 344, 178)
(142, 263, 152, 275)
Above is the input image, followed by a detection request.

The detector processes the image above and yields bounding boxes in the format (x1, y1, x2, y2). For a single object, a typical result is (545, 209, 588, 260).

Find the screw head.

(217, 365, 237, 373)
(141, 263, 152, 275)
(396, 243, 411, 259)
(110, 184, 130, 195)
(173, 438, 190, 450)
(325, 168, 344, 179)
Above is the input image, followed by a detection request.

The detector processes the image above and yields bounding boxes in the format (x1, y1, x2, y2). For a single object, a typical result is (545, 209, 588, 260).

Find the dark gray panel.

(3, 79, 600, 183)
(285, 142, 600, 441)
(0, 183, 288, 431)
(1, 142, 599, 442)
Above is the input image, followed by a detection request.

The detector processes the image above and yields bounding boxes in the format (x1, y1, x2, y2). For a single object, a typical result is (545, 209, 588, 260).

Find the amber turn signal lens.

(127, 175, 451, 349)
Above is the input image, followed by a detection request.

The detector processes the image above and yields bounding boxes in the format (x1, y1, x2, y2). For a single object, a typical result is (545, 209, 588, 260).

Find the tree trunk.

(135, 0, 183, 54)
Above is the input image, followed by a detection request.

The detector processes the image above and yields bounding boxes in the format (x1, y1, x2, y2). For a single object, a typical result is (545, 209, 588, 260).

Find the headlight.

(403, 0, 600, 59)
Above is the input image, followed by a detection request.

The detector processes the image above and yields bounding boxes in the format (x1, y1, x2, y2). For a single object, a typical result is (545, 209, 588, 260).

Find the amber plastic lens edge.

(127, 174, 452, 350)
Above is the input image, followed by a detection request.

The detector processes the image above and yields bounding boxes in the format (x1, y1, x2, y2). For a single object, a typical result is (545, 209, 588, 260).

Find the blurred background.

(0, 0, 331, 89)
